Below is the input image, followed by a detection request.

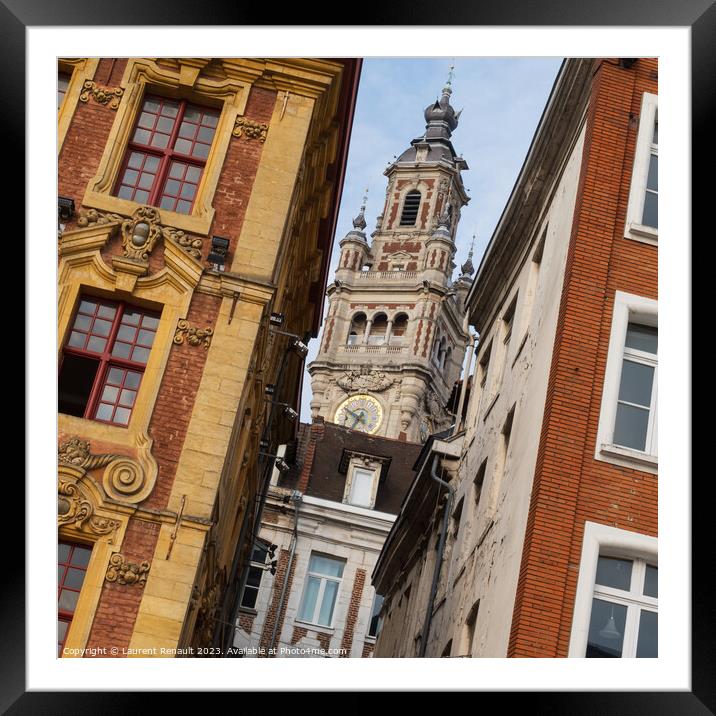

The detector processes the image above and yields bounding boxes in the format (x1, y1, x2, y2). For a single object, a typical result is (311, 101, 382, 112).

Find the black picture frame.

(9, 0, 705, 709)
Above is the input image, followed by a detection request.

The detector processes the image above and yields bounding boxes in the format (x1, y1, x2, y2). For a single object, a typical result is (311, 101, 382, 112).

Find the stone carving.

(76, 208, 124, 228)
(58, 437, 118, 470)
(120, 206, 163, 262)
(337, 368, 393, 393)
(105, 553, 150, 586)
(162, 226, 203, 260)
(174, 319, 213, 349)
(233, 117, 268, 142)
(60, 435, 158, 505)
(424, 389, 451, 430)
(79, 80, 124, 110)
(58, 479, 119, 537)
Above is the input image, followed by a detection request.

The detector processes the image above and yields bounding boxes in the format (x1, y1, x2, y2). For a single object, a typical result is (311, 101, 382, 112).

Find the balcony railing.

(338, 344, 406, 354)
(356, 271, 418, 280)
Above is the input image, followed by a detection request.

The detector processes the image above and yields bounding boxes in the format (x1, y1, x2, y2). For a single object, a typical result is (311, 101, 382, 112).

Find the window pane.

(128, 152, 144, 169)
(119, 389, 137, 407)
(58, 619, 68, 644)
(138, 173, 154, 190)
(58, 589, 80, 613)
(156, 116, 174, 134)
(150, 133, 169, 149)
(92, 318, 113, 337)
(174, 138, 192, 155)
(114, 407, 131, 425)
(101, 385, 119, 403)
(112, 342, 132, 359)
(349, 470, 373, 507)
(142, 315, 160, 330)
(68, 331, 85, 348)
(159, 100, 179, 117)
(641, 191, 658, 229)
(64, 567, 86, 589)
(185, 165, 201, 183)
(646, 154, 658, 191)
(131, 346, 150, 364)
(95, 403, 114, 421)
(618, 360, 654, 407)
(192, 143, 210, 160)
(644, 565, 658, 598)
(107, 366, 124, 385)
(613, 403, 649, 451)
(652, 121, 658, 144)
(318, 580, 339, 626)
(298, 576, 320, 622)
(133, 128, 151, 145)
(625, 324, 658, 354)
(636, 610, 658, 657)
(134, 190, 150, 204)
(59, 543, 71, 563)
(117, 324, 137, 343)
(595, 556, 632, 591)
(144, 155, 160, 172)
(586, 598, 627, 658)
(86, 336, 108, 354)
(70, 546, 92, 567)
(79, 299, 97, 314)
(176, 200, 192, 214)
(124, 371, 142, 390)
(241, 585, 258, 610)
(97, 304, 116, 320)
(309, 554, 344, 578)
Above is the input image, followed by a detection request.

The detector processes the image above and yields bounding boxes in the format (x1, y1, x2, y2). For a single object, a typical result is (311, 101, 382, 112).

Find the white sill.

(293, 619, 335, 634)
(599, 443, 658, 469)
(624, 222, 658, 245)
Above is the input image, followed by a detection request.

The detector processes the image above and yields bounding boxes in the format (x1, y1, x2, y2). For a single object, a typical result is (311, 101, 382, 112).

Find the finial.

(446, 63, 455, 87)
(352, 188, 368, 231)
(460, 230, 476, 277)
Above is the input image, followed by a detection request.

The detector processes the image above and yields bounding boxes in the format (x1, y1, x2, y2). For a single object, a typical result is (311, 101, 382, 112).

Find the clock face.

(334, 394, 383, 434)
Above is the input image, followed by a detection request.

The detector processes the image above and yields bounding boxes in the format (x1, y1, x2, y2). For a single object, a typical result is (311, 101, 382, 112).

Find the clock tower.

(308, 78, 474, 442)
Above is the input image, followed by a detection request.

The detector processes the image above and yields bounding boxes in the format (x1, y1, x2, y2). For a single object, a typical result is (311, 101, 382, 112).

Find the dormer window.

(399, 190, 421, 226)
(343, 460, 380, 509)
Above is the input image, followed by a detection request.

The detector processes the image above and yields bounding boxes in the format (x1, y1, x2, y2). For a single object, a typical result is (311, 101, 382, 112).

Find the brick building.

(56, 57, 360, 657)
(232, 419, 421, 657)
(373, 57, 658, 658)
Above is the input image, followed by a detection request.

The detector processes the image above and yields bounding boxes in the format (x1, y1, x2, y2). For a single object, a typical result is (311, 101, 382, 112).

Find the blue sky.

(300, 57, 563, 421)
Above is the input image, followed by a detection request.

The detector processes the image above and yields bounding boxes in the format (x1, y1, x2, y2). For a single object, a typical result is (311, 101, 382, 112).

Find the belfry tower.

(309, 78, 474, 442)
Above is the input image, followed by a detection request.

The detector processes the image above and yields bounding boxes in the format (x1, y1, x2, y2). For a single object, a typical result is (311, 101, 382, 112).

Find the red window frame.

(58, 71, 72, 111)
(60, 296, 160, 427)
(58, 541, 93, 657)
(113, 95, 220, 215)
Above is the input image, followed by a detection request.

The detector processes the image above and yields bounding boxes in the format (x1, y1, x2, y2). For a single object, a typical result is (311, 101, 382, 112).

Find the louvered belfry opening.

(399, 190, 421, 226)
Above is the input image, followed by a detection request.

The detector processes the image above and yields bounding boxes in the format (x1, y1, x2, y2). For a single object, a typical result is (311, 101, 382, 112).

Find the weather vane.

(446, 63, 455, 87)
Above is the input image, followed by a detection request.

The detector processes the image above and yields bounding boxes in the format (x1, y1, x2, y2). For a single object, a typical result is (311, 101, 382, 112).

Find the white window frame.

(343, 464, 378, 509)
(296, 553, 345, 629)
(595, 291, 658, 473)
(568, 521, 657, 657)
(624, 92, 658, 245)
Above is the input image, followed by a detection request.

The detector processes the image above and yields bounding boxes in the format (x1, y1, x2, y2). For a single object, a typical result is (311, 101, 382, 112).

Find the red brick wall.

(143, 291, 221, 511)
(339, 568, 366, 657)
(508, 59, 658, 658)
(84, 519, 161, 655)
(259, 548, 297, 654)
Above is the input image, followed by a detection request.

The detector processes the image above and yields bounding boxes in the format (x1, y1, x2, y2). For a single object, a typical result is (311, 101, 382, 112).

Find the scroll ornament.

(174, 319, 213, 349)
(233, 117, 268, 142)
(105, 553, 150, 586)
(58, 479, 119, 537)
(79, 80, 124, 110)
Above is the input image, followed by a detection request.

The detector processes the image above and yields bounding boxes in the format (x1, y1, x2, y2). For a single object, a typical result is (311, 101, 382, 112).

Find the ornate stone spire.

(352, 188, 368, 230)
(460, 233, 476, 278)
(423, 64, 461, 139)
(341, 189, 369, 243)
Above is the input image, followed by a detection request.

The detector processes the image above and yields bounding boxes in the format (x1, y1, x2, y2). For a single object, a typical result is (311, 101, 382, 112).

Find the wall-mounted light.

(207, 235, 230, 271)
(259, 438, 270, 450)
(290, 339, 309, 358)
(58, 196, 75, 221)
(258, 452, 290, 474)
(283, 406, 298, 422)
(269, 312, 285, 327)
(264, 384, 276, 396)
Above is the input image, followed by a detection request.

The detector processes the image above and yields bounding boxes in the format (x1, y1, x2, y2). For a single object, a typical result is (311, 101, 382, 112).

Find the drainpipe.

(454, 314, 476, 435)
(419, 454, 455, 657)
(268, 490, 302, 653)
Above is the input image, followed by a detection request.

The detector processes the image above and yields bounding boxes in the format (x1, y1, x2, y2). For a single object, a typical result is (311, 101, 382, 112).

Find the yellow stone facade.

(57, 57, 360, 656)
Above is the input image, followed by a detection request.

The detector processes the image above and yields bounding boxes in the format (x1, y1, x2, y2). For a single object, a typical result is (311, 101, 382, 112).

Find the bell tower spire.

(309, 81, 472, 443)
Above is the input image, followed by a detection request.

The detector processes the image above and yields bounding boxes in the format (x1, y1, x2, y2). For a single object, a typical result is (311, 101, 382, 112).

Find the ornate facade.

(56, 57, 360, 657)
(308, 81, 473, 443)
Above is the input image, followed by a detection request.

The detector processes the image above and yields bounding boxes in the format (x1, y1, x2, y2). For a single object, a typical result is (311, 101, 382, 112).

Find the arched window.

(368, 313, 388, 345)
(399, 190, 421, 226)
(438, 337, 447, 368)
(347, 312, 367, 345)
(445, 346, 453, 370)
(391, 313, 409, 344)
